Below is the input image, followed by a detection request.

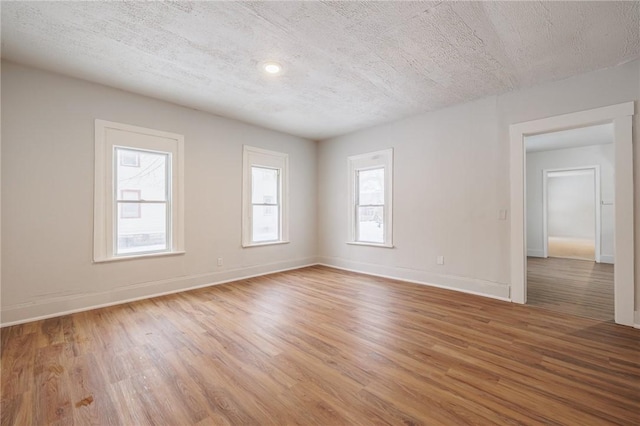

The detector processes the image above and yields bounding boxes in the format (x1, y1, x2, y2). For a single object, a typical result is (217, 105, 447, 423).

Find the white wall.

(547, 172, 595, 239)
(526, 145, 614, 261)
(3, 58, 639, 326)
(1, 61, 318, 325)
(318, 95, 511, 299)
(0, 59, 2, 317)
(317, 59, 639, 310)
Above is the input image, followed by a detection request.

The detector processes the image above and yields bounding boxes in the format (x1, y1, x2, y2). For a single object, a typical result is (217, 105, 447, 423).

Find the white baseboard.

(599, 254, 614, 264)
(527, 248, 545, 258)
(317, 257, 510, 302)
(1, 257, 318, 327)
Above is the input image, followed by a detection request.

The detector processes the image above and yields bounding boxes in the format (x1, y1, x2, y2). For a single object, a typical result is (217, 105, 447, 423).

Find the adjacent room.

(525, 125, 616, 321)
(1, 1, 639, 425)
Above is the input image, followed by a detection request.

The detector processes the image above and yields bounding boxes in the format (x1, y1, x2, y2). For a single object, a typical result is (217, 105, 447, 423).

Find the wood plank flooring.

(527, 257, 614, 321)
(2, 265, 639, 425)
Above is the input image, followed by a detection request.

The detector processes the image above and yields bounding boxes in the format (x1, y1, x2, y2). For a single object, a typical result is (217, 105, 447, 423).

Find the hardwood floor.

(2, 265, 639, 425)
(527, 257, 614, 321)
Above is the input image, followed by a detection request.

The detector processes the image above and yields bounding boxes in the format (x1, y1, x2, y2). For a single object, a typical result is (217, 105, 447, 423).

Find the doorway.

(525, 128, 613, 321)
(509, 102, 635, 326)
(544, 167, 600, 262)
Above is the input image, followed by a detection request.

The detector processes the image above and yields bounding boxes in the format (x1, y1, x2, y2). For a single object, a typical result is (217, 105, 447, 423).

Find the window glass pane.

(116, 148, 168, 201)
(119, 150, 140, 167)
(120, 203, 141, 219)
(252, 166, 278, 204)
(358, 168, 384, 205)
(357, 206, 384, 243)
(120, 190, 141, 219)
(252, 205, 279, 242)
(116, 203, 167, 254)
(120, 189, 140, 201)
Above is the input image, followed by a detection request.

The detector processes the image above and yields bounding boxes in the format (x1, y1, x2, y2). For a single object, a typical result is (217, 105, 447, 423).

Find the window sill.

(346, 241, 394, 248)
(243, 240, 290, 248)
(94, 251, 186, 263)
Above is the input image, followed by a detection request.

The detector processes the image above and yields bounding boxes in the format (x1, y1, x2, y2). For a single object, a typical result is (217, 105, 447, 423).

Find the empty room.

(1, 1, 639, 425)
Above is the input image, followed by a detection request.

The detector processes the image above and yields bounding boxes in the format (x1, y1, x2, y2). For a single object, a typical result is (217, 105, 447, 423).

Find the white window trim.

(347, 148, 393, 248)
(94, 119, 185, 262)
(242, 145, 289, 247)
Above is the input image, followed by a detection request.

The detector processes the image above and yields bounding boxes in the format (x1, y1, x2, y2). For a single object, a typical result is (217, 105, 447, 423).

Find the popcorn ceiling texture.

(1, 1, 638, 139)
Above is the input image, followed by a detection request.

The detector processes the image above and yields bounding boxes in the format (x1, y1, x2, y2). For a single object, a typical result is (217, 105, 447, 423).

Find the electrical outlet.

(437, 256, 444, 265)
(217, 257, 223, 267)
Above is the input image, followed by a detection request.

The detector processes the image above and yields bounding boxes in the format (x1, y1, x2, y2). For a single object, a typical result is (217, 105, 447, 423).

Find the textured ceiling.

(525, 123, 613, 153)
(2, 1, 639, 140)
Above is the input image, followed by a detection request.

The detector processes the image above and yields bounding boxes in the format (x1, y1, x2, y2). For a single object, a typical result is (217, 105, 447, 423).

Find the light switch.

(498, 209, 507, 220)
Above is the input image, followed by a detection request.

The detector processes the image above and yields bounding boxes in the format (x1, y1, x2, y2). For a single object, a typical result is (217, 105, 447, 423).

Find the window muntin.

(114, 147, 170, 255)
(347, 149, 393, 247)
(242, 146, 289, 247)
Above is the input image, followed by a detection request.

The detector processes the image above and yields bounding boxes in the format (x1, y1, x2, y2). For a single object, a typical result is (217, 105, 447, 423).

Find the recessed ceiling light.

(262, 62, 282, 75)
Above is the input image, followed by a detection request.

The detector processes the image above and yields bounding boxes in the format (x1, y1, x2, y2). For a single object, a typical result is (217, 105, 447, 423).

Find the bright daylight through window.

(356, 167, 385, 243)
(251, 166, 280, 242)
(242, 146, 289, 247)
(94, 120, 184, 262)
(348, 149, 393, 247)
(115, 148, 169, 255)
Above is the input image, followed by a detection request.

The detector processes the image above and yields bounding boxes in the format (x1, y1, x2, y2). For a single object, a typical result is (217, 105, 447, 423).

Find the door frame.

(509, 102, 635, 326)
(542, 166, 601, 262)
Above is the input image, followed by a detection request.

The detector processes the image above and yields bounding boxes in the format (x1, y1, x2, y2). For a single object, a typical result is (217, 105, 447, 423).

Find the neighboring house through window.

(94, 119, 184, 261)
(120, 189, 141, 219)
(242, 146, 289, 247)
(348, 148, 393, 247)
(119, 150, 140, 167)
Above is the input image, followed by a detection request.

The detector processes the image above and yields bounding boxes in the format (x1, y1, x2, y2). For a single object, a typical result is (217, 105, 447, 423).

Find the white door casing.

(509, 102, 634, 326)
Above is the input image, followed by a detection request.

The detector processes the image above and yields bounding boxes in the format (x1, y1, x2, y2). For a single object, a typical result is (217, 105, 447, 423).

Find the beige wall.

(1, 61, 318, 324)
(317, 59, 639, 314)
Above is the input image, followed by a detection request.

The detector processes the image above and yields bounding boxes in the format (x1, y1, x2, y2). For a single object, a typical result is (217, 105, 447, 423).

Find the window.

(114, 148, 169, 255)
(94, 120, 184, 262)
(242, 146, 289, 247)
(348, 149, 393, 247)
